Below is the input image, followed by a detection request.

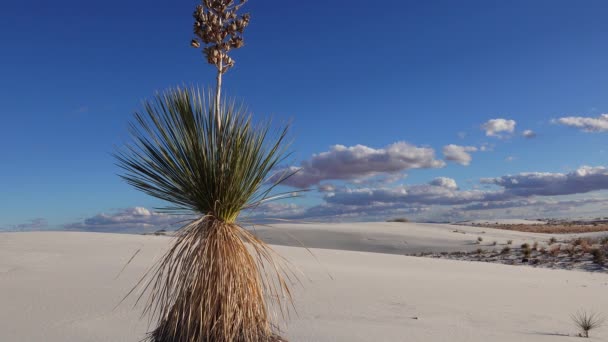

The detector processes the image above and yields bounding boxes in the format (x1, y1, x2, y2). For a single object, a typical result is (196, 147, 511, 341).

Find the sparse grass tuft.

(492, 241, 497, 246)
(571, 310, 604, 338)
(549, 237, 557, 245)
(521, 243, 530, 249)
(477, 236, 483, 243)
(501, 246, 511, 254)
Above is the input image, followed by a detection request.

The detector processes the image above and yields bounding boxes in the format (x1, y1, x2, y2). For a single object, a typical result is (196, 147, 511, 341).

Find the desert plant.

(521, 243, 530, 249)
(591, 248, 605, 265)
(115, 2, 300, 341)
(117, 88, 296, 342)
(492, 241, 497, 246)
(532, 241, 538, 250)
(507, 240, 513, 245)
(501, 246, 511, 254)
(477, 236, 483, 243)
(571, 310, 604, 338)
(549, 237, 557, 245)
(549, 244, 561, 256)
(388, 218, 409, 223)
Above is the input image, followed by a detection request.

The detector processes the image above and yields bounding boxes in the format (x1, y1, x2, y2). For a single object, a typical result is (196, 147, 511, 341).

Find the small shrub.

(507, 240, 513, 245)
(388, 218, 409, 223)
(549, 237, 557, 245)
(522, 248, 531, 259)
(477, 237, 483, 243)
(532, 241, 539, 250)
(521, 243, 530, 249)
(573, 237, 584, 246)
(591, 249, 605, 265)
(571, 310, 604, 338)
(492, 241, 497, 246)
(549, 244, 561, 256)
(501, 246, 511, 254)
(580, 239, 592, 253)
(476, 248, 484, 255)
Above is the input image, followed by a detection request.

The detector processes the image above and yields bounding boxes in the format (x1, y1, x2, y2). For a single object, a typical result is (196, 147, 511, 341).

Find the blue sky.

(2, 0, 608, 231)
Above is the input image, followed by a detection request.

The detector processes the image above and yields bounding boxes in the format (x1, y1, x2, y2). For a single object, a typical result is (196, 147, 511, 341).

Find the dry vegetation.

(414, 236, 608, 273)
(467, 222, 608, 234)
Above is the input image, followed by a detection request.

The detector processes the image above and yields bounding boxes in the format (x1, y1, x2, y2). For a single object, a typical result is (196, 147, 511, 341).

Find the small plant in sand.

(501, 246, 511, 254)
(477, 236, 483, 243)
(532, 241, 538, 250)
(590, 248, 605, 265)
(116, 1, 299, 341)
(521, 243, 530, 250)
(549, 237, 557, 245)
(491, 241, 497, 246)
(549, 244, 561, 257)
(476, 248, 484, 256)
(571, 310, 604, 338)
(507, 240, 513, 245)
(522, 247, 531, 261)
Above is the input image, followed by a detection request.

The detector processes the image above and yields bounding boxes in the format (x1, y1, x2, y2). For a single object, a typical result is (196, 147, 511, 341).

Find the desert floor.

(1, 222, 608, 341)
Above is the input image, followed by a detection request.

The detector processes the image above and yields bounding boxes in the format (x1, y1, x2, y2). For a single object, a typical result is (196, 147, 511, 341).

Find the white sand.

(1, 224, 608, 341)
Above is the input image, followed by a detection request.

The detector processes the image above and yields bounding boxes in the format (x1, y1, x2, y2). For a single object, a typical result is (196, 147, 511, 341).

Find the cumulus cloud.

(429, 177, 458, 190)
(65, 207, 191, 232)
(554, 114, 608, 132)
(442, 144, 478, 166)
(522, 130, 536, 138)
(481, 166, 608, 197)
(272, 142, 445, 188)
(481, 118, 516, 137)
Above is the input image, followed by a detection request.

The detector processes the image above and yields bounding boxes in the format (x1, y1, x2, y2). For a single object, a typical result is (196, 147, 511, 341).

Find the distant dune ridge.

(1, 222, 608, 341)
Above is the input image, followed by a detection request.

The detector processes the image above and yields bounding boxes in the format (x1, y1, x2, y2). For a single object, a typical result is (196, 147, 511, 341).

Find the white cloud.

(272, 142, 445, 188)
(429, 177, 458, 190)
(522, 130, 536, 138)
(554, 114, 608, 132)
(481, 118, 516, 137)
(442, 144, 478, 166)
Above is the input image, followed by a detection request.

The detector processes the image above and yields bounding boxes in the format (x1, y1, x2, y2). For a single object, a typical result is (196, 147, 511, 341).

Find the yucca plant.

(116, 88, 295, 342)
(115, 1, 298, 341)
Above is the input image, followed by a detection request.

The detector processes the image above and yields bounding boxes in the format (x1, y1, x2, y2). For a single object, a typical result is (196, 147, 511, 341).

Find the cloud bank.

(272, 142, 445, 188)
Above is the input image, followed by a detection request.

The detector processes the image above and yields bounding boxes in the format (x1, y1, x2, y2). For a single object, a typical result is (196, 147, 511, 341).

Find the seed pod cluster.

(192, 0, 250, 74)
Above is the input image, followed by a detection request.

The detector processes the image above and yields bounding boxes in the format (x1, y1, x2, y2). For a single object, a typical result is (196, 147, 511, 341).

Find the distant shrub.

(387, 218, 409, 223)
(521, 243, 530, 249)
(476, 248, 484, 255)
(571, 310, 604, 338)
(532, 242, 539, 250)
(549, 245, 561, 256)
(549, 237, 557, 245)
(507, 240, 513, 245)
(501, 246, 511, 254)
(492, 241, 497, 246)
(477, 237, 483, 243)
(591, 249, 605, 265)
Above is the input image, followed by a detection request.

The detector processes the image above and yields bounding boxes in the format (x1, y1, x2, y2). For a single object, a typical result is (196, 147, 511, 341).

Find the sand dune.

(1, 224, 607, 341)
